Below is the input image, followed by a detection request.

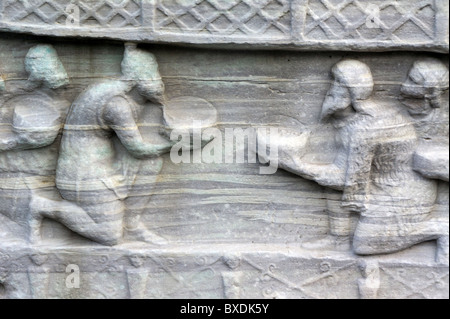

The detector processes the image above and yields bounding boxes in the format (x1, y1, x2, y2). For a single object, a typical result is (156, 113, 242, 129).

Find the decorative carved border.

(1, 246, 448, 298)
(0, 1, 448, 51)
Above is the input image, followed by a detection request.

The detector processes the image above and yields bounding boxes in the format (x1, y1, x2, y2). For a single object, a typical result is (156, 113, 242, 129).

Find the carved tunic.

(56, 81, 138, 204)
(341, 102, 439, 254)
(0, 91, 67, 221)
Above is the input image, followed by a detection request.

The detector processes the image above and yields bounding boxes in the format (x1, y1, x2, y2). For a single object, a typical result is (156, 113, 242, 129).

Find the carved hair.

(25, 44, 69, 89)
(405, 58, 449, 109)
(332, 59, 374, 101)
(121, 43, 160, 81)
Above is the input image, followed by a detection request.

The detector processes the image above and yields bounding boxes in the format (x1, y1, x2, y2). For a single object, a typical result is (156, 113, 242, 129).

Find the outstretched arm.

(282, 157, 346, 191)
(103, 96, 174, 159)
(257, 128, 346, 189)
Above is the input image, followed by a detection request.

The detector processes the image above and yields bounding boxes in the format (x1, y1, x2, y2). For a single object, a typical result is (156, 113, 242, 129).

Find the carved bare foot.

(302, 235, 351, 251)
(125, 223, 168, 245)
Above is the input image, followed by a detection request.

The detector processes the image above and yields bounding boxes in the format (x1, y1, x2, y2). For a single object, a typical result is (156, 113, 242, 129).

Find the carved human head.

(359, 260, 379, 278)
(400, 58, 449, 116)
(29, 252, 49, 266)
(332, 59, 374, 101)
(222, 254, 241, 270)
(128, 254, 145, 268)
(121, 43, 165, 103)
(25, 44, 69, 89)
(321, 60, 374, 121)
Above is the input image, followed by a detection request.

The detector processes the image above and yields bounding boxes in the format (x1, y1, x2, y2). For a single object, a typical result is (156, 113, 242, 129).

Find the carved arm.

(103, 96, 174, 159)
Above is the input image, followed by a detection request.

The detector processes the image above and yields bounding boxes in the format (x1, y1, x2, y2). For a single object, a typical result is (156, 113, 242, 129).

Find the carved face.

(30, 253, 48, 266)
(129, 254, 145, 268)
(399, 95, 432, 117)
(25, 45, 69, 90)
(121, 45, 164, 104)
(359, 260, 379, 278)
(223, 255, 241, 269)
(400, 74, 428, 98)
(320, 80, 352, 121)
(400, 76, 433, 116)
(137, 79, 165, 104)
(400, 59, 449, 115)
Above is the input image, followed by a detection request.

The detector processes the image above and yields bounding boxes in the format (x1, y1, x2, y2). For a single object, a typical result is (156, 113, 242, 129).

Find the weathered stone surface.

(0, 1, 448, 300)
(0, 0, 448, 52)
(1, 244, 448, 299)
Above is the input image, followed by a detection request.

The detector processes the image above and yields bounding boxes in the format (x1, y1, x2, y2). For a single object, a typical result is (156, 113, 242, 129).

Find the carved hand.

(152, 141, 177, 157)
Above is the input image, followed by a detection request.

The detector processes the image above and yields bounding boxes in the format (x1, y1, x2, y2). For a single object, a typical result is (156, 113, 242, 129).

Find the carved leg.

(353, 210, 446, 257)
(124, 213, 168, 245)
(302, 190, 352, 250)
(29, 193, 124, 246)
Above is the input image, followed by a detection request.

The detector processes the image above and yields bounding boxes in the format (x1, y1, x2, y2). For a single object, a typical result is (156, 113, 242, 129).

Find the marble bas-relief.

(0, 44, 70, 243)
(29, 43, 176, 246)
(259, 59, 449, 265)
(401, 59, 450, 182)
(0, 0, 447, 52)
(0, 41, 217, 244)
(0, 0, 448, 299)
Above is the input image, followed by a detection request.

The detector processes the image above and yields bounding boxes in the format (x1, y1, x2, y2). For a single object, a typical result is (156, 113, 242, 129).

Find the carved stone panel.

(0, 0, 448, 51)
(0, 0, 448, 300)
